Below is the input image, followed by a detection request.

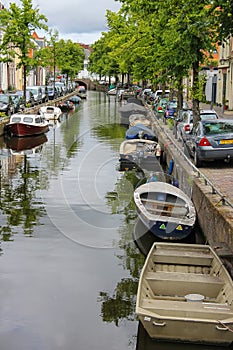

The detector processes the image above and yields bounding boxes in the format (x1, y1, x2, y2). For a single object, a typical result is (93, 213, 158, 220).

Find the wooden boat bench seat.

(141, 298, 233, 319)
(141, 198, 188, 217)
(141, 198, 185, 208)
(145, 271, 224, 298)
(152, 250, 213, 266)
(145, 206, 188, 218)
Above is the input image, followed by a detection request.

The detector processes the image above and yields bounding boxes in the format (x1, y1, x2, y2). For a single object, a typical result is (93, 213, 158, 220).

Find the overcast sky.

(3, 0, 121, 44)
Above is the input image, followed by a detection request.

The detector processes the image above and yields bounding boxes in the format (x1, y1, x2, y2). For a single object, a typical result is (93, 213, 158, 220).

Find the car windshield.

(11, 95, 18, 101)
(168, 101, 177, 108)
(204, 121, 233, 135)
(27, 89, 37, 95)
(201, 113, 218, 120)
(0, 95, 9, 103)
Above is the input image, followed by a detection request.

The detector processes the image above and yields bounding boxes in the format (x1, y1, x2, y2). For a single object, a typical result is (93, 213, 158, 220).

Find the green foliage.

(209, 0, 233, 41)
(57, 39, 85, 80)
(189, 73, 207, 102)
(0, 112, 7, 119)
(0, 0, 48, 97)
(89, 0, 229, 106)
(0, 0, 48, 65)
(166, 118, 174, 130)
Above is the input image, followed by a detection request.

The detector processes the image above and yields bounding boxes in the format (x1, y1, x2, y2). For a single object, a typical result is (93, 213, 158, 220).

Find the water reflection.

(0, 134, 48, 240)
(5, 134, 47, 154)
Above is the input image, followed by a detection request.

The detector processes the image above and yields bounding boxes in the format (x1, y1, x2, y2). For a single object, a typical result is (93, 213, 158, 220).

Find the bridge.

(74, 78, 106, 92)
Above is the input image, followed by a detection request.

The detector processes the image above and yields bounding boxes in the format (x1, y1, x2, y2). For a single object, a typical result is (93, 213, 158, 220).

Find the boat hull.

(6, 123, 49, 137)
(137, 210, 193, 240)
(119, 154, 161, 171)
(139, 314, 233, 346)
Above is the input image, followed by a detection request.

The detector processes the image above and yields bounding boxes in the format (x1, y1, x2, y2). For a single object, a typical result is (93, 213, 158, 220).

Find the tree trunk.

(23, 65, 27, 101)
(177, 77, 183, 111)
(192, 61, 200, 124)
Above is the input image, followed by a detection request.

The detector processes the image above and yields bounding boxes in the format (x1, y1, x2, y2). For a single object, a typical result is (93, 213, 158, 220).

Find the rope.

(217, 320, 233, 333)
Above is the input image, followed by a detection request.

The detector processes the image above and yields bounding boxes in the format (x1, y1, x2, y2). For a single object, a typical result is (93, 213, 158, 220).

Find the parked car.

(99, 80, 108, 85)
(185, 119, 233, 167)
(40, 86, 49, 103)
(140, 88, 152, 100)
(176, 109, 219, 143)
(153, 97, 169, 117)
(7, 93, 25, 113)
(164, 100, 189, 119)
(47, 86, 59, 100)
(55, 85, 63, 97)
(153, 89, 170, 103)
(55, 82, 66, 96)
(26, 86, 43, 105)
(0, 94, 15, 116)
(15, 90, 35, 107)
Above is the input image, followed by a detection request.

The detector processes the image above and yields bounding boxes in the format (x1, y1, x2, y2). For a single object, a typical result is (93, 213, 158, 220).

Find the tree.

(56, 39, 85, 85)
(89, 33, 120, 83)
(209, 0, 233, 42)
(0, 0, 48, 98)
(37, 29, 60, 91)
(38, 32, 85, 89)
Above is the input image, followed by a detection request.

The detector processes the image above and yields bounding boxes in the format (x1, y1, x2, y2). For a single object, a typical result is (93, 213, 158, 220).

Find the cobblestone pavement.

(201, 162, 233, 205)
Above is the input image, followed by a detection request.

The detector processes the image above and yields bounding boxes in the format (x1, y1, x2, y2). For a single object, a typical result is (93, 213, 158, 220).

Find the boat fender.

(155, 143, 161, 157)
(168, 159, 174, 175)
(172, 179, 179, 188)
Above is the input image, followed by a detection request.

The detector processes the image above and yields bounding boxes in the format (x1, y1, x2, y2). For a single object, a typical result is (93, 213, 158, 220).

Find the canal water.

(0, 91, 228, 350)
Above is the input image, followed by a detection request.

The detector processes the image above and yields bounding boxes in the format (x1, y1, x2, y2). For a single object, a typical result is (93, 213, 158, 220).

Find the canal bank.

(150, 110, 233, 258)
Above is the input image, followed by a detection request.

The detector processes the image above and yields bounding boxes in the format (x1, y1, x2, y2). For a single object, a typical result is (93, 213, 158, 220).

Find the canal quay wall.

(151, 108, 233, 257)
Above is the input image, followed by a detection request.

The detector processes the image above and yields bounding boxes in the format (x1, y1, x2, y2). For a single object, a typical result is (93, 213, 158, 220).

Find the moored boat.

(39, 105, 62, 120)
(134, 182, 196, 240)
(69, 95, 81, 104)
(126, 123, 157, 141)
(127, 97, 143, 106)
(5, 114, 49, 137)
(77, 86, 87, 99)
(136, 242, 233, 346)
(119, 102, 147, 125)
(119, 138, 161, 171)
(121, 90, 135, 100)
(129, 113, 151, 128)
(58, 100, 75, 112)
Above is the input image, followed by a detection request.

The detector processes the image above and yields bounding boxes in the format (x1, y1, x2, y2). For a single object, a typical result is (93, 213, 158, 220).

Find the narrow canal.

(0, 91, 228, 350)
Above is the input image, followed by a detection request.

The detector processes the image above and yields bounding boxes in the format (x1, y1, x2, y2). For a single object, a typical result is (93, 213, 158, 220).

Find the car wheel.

(194, 150, 202, 167)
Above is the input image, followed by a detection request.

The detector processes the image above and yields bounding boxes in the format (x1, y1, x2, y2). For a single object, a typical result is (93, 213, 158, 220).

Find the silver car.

(177, 109, 219, 143)
(185, 119, 233, 167)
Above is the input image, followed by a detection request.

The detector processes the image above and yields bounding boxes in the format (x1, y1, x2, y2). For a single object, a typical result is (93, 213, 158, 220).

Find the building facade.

(216, 37, 233, 110)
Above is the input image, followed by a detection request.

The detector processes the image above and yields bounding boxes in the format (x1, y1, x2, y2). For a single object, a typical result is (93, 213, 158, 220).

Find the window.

(23, 117, 33, 123)
(12, 117, 22, 123)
